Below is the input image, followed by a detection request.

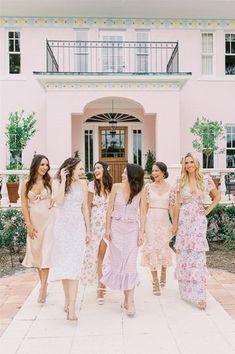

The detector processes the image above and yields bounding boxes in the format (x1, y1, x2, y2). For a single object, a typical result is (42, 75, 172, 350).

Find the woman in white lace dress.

(51, 158, 91, 320)
(81, 161, 113, 304)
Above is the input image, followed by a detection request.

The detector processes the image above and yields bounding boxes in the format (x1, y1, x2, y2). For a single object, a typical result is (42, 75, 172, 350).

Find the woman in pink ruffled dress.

(101, 164, 147, 317)
(142, 162, 174, 296)
(172, 153, 220, 310)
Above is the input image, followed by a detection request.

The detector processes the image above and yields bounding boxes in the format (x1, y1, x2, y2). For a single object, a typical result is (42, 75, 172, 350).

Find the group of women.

(21, 152, 220, 321)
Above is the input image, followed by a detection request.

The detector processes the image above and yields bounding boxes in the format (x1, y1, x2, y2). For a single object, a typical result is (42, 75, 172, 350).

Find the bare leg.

(151, 270, 161, 296)
(160, 266, 167, 287)
(62, 279, 70, 312)
(126, 288, 135, 317)
(37, 268, 49, 303)
(67, 280, 79, 320)
(97, 240, 107, 303)
(123, 290, 128, 309)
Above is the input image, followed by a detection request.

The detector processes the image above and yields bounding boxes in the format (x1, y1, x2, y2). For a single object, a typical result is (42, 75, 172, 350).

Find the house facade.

(0, 7, 235, 182)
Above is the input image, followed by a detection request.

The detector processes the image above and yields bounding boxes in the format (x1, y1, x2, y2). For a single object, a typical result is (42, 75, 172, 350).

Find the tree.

(190, 117, 225, 168)
(144, 150, 156, 174)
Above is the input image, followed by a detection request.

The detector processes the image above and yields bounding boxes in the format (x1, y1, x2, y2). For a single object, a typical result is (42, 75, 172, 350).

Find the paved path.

(0, 264, 235, 354)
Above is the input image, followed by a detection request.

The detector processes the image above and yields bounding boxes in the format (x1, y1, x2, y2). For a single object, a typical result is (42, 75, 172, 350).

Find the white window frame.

(74, 29, 89, 73)
(225, 32, 235, 75)
(7, 30, 21, 75)
(226, 124, 235, 167)
(201, 32, 215, 76)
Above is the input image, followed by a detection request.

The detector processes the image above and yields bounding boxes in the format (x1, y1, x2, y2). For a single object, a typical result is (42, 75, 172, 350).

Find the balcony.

(46, 39, 179, 75)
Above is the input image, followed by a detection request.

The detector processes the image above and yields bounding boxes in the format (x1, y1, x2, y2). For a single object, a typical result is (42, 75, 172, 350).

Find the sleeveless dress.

(174, 176, 215, 304)
(101, 189, 140, 291)
(23, 189, 55, 269)
(81, 181, 109, 285)
(51, 184, 86, 281)
(141, 183, 172, 270)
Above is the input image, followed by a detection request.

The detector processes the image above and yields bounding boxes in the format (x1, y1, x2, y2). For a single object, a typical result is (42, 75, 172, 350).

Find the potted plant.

(5, 110, 37, 202)
(144, 150, 156, 182)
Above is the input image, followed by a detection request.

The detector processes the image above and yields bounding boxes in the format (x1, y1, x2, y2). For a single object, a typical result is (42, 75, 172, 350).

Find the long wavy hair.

(55, 157, 81, 194)
(93, 161, 113, 196)
(25, 154, 51, 197)
(126, 163, 144, 204)
(179, 152, 205, 192)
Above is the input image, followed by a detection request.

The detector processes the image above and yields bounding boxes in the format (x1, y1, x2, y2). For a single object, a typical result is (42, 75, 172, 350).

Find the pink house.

(0, 1, 235, 182)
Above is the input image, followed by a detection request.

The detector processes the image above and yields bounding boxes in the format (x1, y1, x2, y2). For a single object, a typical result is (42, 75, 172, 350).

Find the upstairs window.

(225, 33, 235, 75)
(8, 31, 21, 74)
(201, 33, 214, 75)
(136, 31, 149, 73)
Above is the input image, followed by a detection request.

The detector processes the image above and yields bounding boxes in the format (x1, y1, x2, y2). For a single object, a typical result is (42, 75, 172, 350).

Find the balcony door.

(99, 127, 128, 182)
(100, 32, 125, 73)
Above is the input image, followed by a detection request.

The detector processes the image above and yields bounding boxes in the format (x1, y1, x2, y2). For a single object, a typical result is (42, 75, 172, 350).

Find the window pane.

(232, 41, 235, 54)
(225, 55, 235, 75)
(133, 129, 142, 166)
(9, 54, 21, 74)
(226, 149, 235, 167)
(15, 32, 20, 39)
(101, 129, 125, 158)
(8, 32, 14, 38)
(227, 134, 231, 147)
(9, 39, 14, 52)
(15, 39, 20, 52)
(226, 41, 230, 54)
(202, 55, 213, 75)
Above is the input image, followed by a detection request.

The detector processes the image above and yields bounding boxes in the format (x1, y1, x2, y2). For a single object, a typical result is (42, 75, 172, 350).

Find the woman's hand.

(138, 233, 144, 247)
(85, 232, 91, 244)
(60, 168, 69, 182)
(171, 223, 178, 236)
(26, 223, 38, 240)
(105, 230, 111, 241)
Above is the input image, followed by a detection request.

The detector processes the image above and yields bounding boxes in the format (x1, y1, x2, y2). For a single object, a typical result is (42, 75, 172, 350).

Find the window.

(136, 31, 149, 73)
(101, 32, 124, 73)
(225, 34, 235, 75)
(202, 152, 214, 168)
(75, 30, 88, 72)
(226, 125, 235, 167)
(84, 130, 93, 172)
(133, 130, 142, 165)
(100, 128, 126, 158)
(201, 33, 214, 75)
(8, 31, 21, 74)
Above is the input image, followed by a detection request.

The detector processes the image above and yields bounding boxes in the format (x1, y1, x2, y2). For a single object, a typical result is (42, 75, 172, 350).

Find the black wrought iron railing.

(46, 40, 179, 74)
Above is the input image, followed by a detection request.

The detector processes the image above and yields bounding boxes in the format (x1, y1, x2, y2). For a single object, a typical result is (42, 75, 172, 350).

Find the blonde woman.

(172, 153, 220, 310)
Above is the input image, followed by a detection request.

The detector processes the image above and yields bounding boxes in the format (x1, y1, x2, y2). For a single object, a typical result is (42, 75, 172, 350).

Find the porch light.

(109, 100, 118, 132)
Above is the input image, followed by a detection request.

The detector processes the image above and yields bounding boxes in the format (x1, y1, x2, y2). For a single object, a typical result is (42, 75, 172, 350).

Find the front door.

(99, 127, 128, 183)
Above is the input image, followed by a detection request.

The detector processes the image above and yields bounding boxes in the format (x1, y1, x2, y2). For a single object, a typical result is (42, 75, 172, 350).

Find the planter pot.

(6, 182, 20, 203)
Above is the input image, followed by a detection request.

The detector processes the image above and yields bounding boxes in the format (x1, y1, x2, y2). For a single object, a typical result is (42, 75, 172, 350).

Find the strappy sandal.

(160, 268, 167, 288)
(152, 280, 161, 296)
(126, 302, 136, 318)
(37, 283, 48, 303)
(66, 306, 78, 321)
(96, 287, 105, 305)
(197, 301, 207, 310)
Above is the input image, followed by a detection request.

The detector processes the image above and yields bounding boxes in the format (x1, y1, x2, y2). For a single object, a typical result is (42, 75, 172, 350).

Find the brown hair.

(152, 161, 169, 179)
(126, 163, 144, 204)
(93, 161, 113, 196)
(55, 157, 81, 194)
(25, 154, 51, 197)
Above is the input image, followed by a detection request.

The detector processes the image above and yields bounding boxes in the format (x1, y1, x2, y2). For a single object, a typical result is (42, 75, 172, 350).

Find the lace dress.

(51, 184, 86, 281)
(141, 183, 172, 270)
(23, 188, 55, 269)
(174, 176, 215, 304)
(81, 181, 109, 285)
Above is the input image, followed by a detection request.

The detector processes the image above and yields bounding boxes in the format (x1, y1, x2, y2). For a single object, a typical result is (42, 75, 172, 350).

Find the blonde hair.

(179, 152, 205, 192)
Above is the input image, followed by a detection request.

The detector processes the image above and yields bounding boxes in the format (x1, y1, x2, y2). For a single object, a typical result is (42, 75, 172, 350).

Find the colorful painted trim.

(1, 17, 235, 30)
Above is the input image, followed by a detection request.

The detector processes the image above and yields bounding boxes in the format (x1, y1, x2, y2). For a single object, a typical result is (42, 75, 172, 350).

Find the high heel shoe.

(96, 287, 106, 305)
(152, 280, 161, 296)
(197, 301, 207, 310)
(126, 303, 136, 318)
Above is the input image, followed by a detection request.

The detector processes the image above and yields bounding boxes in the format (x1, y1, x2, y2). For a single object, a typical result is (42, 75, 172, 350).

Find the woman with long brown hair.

(172, 152, 220, 310)
(51, 157, 91, 321)
(81, 161, 113, 305)
(101, 163, 147, 317)
(21, 154, 55, 303)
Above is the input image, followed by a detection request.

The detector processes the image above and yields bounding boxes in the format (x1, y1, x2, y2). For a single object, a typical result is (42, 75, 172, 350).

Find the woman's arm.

(138, 188, 147, 246)
(52, 168, 67, 205)
(105, 183, 119, 241)
(205, 188, 221, 215)
(171, 191, 181, 235)
(81, 180, 91, 243)
(21, 181, 38, 239)
(87, 191, 94, 216)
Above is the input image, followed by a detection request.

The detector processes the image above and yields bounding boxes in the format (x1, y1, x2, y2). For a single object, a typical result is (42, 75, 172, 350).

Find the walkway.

(0, 265, 235, 354)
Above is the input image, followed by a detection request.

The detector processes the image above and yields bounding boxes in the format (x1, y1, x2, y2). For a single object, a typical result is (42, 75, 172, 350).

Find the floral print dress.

(174, 176, 215, 305)
(81, 181, 109, 285)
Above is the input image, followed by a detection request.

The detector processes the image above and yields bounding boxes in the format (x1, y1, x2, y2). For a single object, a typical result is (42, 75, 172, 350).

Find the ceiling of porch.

(1, 0, 235, 19)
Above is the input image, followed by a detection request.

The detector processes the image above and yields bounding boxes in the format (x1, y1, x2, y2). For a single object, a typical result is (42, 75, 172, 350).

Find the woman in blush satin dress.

(21, 154, 55, 304)
(172, 153, 220, 310)
(101, 163, 147, 317)
(81, 161, 113, 305)
(51, 158, 91, 321)
(142, 162, 174, 296)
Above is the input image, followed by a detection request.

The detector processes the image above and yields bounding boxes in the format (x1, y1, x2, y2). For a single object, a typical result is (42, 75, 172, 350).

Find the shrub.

(0, 208, 27, 266)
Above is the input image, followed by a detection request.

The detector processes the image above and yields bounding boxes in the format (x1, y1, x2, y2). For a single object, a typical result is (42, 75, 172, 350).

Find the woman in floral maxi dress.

(172, 153, 220, 310)
(81, 161, 113, 304)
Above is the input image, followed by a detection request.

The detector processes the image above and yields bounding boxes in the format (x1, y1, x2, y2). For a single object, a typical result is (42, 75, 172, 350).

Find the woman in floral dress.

(172, 153, 220, 310)
(142, 162, 173, 296)
(81, 161, 113, 304)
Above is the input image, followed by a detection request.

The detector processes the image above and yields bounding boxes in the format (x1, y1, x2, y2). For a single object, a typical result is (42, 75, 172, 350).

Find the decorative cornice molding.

(34, 74, 190, 91)
(1, 17, 235, 30)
